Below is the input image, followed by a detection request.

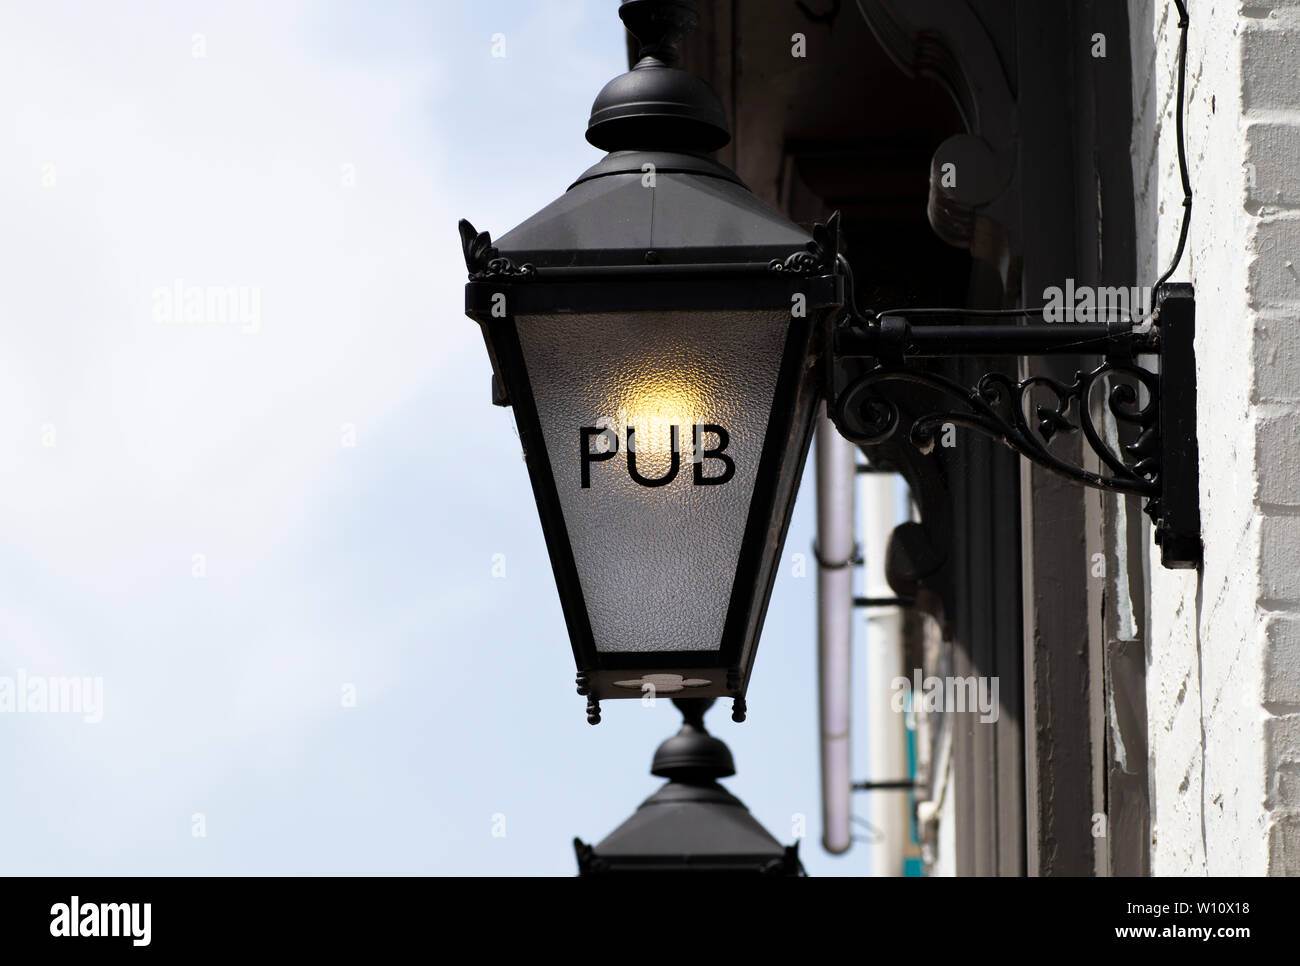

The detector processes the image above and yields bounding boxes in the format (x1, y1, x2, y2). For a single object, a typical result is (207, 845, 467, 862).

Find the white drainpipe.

(815, 408, 855, 855)
(863, 471, 907, 876)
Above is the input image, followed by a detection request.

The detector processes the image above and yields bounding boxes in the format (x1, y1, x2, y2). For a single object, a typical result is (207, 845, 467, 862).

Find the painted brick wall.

(1129, 0, 1300, 874)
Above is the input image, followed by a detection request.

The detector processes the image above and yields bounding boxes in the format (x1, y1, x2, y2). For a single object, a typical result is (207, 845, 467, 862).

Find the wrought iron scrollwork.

(834, 361, 1161, 497)
(769, 211, 841, 275)
(458, 219, 536, 280)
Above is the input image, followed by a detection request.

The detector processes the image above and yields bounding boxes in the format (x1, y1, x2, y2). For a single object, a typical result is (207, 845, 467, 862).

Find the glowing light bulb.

(626, 379, 698, 457)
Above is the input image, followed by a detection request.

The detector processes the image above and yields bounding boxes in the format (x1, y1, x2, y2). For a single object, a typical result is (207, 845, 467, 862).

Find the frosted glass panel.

(515, 310, 789, 653)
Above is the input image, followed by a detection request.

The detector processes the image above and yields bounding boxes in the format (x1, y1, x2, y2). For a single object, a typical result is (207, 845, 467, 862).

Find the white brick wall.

(1129, 0, 1300, 875)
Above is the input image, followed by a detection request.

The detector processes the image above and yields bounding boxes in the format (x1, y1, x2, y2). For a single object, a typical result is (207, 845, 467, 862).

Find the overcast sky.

(0, 0, 883, 876)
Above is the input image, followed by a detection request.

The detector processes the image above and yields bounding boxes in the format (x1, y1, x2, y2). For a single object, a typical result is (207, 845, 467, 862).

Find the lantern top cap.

(586, 0, 730, 153)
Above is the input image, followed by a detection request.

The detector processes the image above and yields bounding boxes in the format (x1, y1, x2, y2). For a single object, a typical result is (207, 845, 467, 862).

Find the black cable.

(1154, 0, 1192, 291)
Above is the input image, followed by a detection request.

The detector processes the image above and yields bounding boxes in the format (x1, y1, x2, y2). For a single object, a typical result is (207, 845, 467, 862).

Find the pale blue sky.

(0, 0, 881, 876)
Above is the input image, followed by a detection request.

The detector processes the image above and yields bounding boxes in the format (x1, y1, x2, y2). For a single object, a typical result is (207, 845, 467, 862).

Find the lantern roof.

(585, 781, 791, 868)
(491, 150, 816, 270)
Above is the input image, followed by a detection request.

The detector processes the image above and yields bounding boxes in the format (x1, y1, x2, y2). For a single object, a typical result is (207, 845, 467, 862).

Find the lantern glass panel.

(514, 308, 790, 654)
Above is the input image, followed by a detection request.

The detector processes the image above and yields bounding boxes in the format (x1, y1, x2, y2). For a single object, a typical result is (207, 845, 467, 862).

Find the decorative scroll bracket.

(828, 277, 1201, 570)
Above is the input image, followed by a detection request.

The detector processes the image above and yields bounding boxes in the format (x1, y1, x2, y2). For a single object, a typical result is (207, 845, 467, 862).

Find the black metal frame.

(827, 268, 1201, 569)
(464, 223, 842, 722)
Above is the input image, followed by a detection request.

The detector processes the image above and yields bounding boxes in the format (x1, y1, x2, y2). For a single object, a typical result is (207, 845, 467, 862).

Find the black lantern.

(461, 0, 1203, 727)
(461, 0, 841, 723)
(573, 699, 804, 874)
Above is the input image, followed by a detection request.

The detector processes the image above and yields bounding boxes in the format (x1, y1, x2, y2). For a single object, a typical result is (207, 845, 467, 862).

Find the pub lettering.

(580, 423, 735, 488)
